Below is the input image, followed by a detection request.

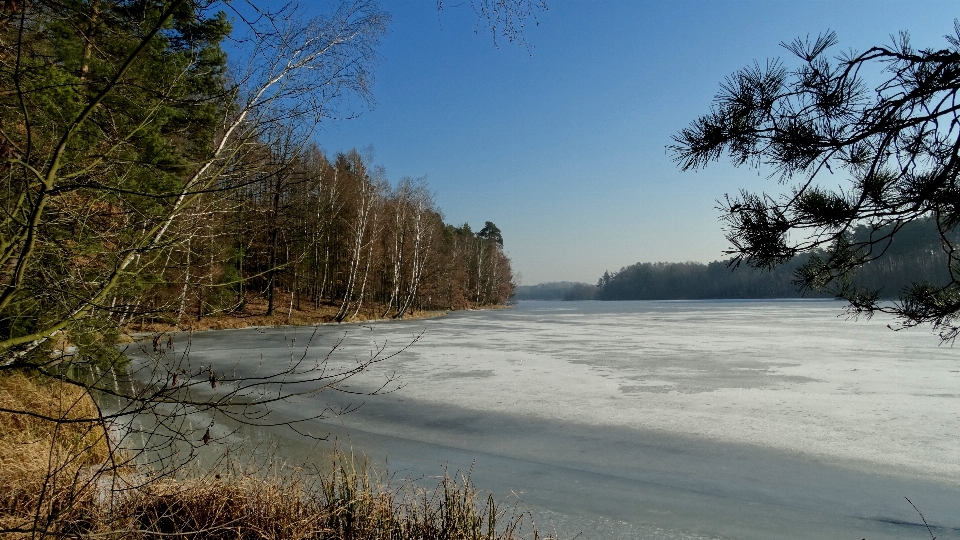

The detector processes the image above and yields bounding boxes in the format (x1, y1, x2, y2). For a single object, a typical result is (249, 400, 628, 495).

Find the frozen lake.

(127, 299, 960, 539)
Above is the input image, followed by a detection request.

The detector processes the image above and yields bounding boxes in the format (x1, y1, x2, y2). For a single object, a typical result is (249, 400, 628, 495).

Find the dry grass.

(0, 370, 547, 539)
(0, 371, 111, 534)
(116, 456, 543, 540)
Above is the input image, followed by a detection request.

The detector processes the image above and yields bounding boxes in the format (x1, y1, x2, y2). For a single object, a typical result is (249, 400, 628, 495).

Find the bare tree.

(0, 0, 535, 534)
(0, 0, 388, 363)
(0, 0, 389, 535)
(334, 151, 386, 322)
(438, 0, 548, 48)
(395, 180, 438, 318)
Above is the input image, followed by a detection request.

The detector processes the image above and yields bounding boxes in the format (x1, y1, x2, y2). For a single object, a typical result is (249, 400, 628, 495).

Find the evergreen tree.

(0, 0, 232, 363)
(671, 26, 960, 339)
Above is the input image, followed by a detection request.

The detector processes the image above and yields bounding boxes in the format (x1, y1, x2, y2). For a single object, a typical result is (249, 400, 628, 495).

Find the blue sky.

(261, 1, 959, 285)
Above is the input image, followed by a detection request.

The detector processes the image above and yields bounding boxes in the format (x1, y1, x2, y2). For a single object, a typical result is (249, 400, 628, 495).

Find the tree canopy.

(0, 2, 535, 536)
(478, 221, 504, 246)
(670, 24, 960, 339)
(0, 0, 237, 363)
(0, 0, 520, 367)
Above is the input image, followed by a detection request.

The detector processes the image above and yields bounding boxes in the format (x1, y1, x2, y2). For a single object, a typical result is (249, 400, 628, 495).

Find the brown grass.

(115, 456, 543, 540)
(0, 370, 547, 539)
(0, 371, 111, 534)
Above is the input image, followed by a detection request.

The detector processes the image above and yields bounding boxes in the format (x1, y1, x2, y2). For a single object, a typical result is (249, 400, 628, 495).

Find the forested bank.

(518, 218, 949, 302)
(0, 1, 531, 538)
(594, 258, 828, 300)
(143, 145, 516, 327)
(595, 218, 950, 301)
(0, 0, 515, 363)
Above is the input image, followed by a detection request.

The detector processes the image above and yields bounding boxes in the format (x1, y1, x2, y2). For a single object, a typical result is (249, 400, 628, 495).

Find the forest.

(0, 2, 534, 538)
(520, 218, 952, 302)
(594, 218, 951, 301)
(0, 0, 515, 368)
(146, 145, 516, 323)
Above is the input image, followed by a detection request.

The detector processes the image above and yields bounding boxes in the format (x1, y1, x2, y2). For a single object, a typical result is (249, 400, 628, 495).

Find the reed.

(0, 371, 548, 539)
(119, 455, 542, 539)
(0, 371, 111, 535)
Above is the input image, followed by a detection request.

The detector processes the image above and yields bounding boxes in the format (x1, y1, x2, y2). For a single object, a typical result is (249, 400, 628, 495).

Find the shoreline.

(130, 300, 960, 540)
(122, 299, 511, 339)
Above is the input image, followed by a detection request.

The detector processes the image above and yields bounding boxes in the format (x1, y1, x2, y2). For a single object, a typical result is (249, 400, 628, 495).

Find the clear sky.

(265, 1, 960, 285)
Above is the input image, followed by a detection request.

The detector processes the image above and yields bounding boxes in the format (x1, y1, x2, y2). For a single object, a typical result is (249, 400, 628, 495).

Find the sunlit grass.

(0, 370, 548, 539)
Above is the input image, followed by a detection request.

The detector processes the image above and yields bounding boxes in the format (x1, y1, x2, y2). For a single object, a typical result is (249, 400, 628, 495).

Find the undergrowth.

(0, 370, 548, 539)
(0, 370, 112, 533)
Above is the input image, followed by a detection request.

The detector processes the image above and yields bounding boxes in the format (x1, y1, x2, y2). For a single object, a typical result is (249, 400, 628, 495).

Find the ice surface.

(282, 300, 959, 481)
(126, 299, 960, 539)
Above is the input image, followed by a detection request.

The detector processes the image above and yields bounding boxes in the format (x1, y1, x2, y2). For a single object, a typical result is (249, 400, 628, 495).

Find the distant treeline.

(522, 218, 950, 301)
(597, 218, 950, 300)
(595, 258, 828, 300)
(513, 282, 596, 301)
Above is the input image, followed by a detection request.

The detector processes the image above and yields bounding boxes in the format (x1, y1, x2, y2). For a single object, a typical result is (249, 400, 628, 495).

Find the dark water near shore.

(123, 300, 960, 539)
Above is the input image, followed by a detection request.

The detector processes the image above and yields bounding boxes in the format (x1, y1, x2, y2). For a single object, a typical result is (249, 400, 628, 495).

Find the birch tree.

(0, 0, 388, 365)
